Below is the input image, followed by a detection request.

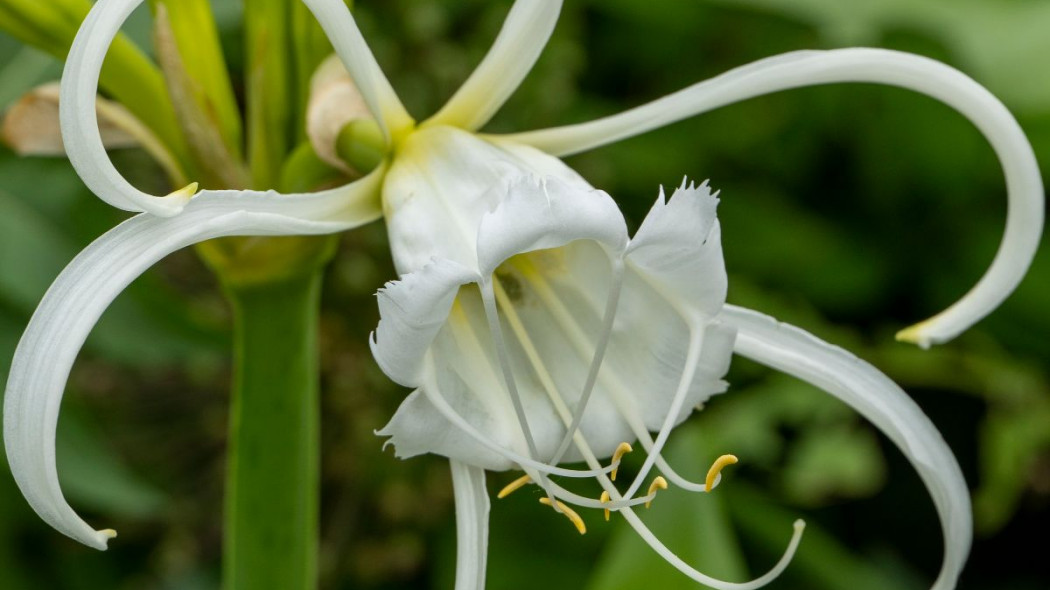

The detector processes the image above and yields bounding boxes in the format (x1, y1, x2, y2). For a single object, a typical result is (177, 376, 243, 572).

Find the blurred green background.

(1, 0, 1049, 588)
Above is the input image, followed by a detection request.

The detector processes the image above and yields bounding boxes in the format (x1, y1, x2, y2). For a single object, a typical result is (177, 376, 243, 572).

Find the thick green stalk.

(222, 270, 325, 590)
(245, 0, 293, 189)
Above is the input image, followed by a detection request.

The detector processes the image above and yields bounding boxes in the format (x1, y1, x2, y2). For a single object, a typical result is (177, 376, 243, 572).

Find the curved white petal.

(424, 0, 563, 131)
(501, 49, 1043, 345)
(63, 0, 406, 217)
(301, 0, 414, 140)
(722, 304, 971, 590)
(625, 179, 725, 318)
(3, 172, 383, 549)
(476, 175, 628, 277)
(370, 259, 480, 388)
(61, 0, 193, 216)
(451, 460, 489, 590)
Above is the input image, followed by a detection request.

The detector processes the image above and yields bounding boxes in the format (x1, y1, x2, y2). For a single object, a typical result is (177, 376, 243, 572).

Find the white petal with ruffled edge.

(3, 170, 383, 549)
(378, 176, 738, 467)
(425, 0, 563, 131)
(501, 48, 1043, 347)
(625, 179, 725, 318)
(723, 304, 970, 590)
(370, 259, 480, 387)
(475, 175, 628, 276)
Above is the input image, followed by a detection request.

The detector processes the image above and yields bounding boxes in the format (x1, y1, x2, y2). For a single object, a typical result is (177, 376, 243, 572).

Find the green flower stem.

(222, 268, 327, 590)
(0, 0, 193, 176)
(245, 0, 293, 189)
(148, 0, 244, 163)
(280, 142, 348, 193)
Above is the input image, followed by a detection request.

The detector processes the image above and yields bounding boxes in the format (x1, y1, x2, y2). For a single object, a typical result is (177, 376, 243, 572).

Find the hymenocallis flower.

(2, 1, 1043, 589)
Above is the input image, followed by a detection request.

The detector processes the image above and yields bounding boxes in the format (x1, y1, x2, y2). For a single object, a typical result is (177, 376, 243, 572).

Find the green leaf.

(0, 157, 222, 365)
(149, 0, 245, 175)
(0, 45, 59, 109)
(56, 408, 167, 518)
(729, 484, 924, 590)
(244, 0, 293, 189)
(0, 0, 194, 173)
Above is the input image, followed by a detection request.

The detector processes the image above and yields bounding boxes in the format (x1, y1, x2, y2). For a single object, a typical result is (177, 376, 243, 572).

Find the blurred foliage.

(0, 0, 1049, 589)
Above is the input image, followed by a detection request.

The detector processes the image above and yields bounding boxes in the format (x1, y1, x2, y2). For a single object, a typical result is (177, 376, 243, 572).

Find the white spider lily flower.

(373, 127, 809, 590)
(3, 1, 1042, 590)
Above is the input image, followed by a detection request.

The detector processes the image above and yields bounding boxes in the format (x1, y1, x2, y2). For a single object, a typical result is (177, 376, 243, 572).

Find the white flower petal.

(370, 259, 480, 388)
(476, 175, 628, 277)
(3, 173, 383, 549)
(424, 0, 563, 132)
(450, 460, 489, 590)
(301, 0, 414, 140)
(383, 127, 589, 275)
(61, 0, 193, 216)
(63, 0, 404, 218)
(625, 179, 725, 318)
(523, 240, 731, 437)
(380, 388, 505, 469)
(723, 304, 971, 590)
(502, 49, 1043, 346)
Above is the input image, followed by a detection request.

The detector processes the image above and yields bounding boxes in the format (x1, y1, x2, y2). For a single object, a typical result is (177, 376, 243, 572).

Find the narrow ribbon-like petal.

(424, 0, 563, 131)
(722, 304, 971, 590)
(2, 171, 383, 549)
(301, 0, 414, 140)
(450, 460, 490, 590)
(476, 175, 629, 277)
(501, 49, 1044, 346)
(61, 0, 193, 216)
(63, 0, 405, 217)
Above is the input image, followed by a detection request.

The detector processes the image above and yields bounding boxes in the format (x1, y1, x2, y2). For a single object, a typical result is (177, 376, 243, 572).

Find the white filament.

(548, 259, 625, 464)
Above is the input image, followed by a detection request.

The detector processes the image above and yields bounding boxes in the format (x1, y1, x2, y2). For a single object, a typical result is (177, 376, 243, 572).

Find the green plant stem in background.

(0, 0, 193, 176)
(292, 1, 348, 145)
(245, 0, 292, 189)
(222, 271, 325, 590)
(148, 0, 246, 188)
(281, 141, 348, 193)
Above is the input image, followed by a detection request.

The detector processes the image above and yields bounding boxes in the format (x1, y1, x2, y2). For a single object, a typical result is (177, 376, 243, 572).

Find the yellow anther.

(100, 529, 118, 539)
(599, 490, 612, 521)
(705, 454, 739, 492)
(610, 442, 633, 481)
(645, 476, 668, 509)
(497, 474, 532, 499)
(539, 497, 586, 534)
